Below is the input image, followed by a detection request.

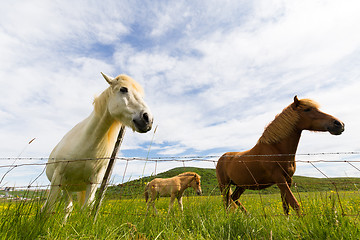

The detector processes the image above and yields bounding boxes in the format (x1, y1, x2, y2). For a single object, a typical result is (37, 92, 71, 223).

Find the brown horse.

(145, 172, 202, 214)
(216, 96, 344, 215)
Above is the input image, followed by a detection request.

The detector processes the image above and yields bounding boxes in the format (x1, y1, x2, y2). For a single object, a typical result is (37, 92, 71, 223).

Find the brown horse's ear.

(293, 95, 300, 108)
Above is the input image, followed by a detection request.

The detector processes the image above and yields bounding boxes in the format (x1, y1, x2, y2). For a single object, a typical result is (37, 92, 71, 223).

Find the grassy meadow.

(1, 167, 360, 239)
(1, 189, 360, 239)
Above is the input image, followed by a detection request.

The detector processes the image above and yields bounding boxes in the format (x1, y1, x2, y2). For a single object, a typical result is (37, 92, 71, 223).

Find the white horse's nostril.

(133, 112, 153, 133)
(143, 112, 149, 123)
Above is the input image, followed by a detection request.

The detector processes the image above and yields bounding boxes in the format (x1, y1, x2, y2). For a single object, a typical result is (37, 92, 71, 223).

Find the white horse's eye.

(120, 87, 128, 93)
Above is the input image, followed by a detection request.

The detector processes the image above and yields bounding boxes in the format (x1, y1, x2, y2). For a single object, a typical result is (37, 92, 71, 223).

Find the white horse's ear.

(101, 72, 114, 85)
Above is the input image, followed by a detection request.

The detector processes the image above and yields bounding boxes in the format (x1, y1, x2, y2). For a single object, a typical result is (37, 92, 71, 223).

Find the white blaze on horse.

(43, 73, 153, 217)
(144, 172, 202, 214)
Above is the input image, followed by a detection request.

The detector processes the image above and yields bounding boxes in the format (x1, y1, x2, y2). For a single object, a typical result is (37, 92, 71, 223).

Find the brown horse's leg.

(177, 196, 183, 212)
(280, 190, 290, 215)
(146, 200, 150, 214)
(217, 176, 232, 208)
(231, 187, 247, 212)
(216, 163, 232, 209)
(220, 184, 232, 209)
(168, 195, 176, 214)
(146, 188, 158, 215)
(280, 178, 293, 215)
(276, 181, 300, 215)
(146, 198, 158, 215)
(153, 201, 158, 215)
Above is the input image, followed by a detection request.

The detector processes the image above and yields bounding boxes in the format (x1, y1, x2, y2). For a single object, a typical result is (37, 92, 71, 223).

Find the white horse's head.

(101, 72, 153, 133)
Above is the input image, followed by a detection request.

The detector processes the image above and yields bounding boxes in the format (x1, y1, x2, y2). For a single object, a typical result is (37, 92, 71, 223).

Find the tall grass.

(1, 191, 360, 239)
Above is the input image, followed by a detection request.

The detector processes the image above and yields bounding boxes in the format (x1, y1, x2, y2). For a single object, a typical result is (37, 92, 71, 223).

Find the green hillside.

(106, 167, 360, 199)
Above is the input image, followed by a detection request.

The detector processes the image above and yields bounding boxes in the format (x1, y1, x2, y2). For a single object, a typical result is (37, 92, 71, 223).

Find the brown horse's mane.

(258, 98, 320, 144)
(178, 172, 201, 180)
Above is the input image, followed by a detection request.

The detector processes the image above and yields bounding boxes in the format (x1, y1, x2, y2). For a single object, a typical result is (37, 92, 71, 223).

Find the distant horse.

(42, 73, 153, 218)
(216, 96, 344, 215)
(145, 172, 202, 214)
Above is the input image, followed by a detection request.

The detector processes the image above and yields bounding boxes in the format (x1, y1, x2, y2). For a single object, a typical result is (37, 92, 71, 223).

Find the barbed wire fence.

(1, 152, 360, 218)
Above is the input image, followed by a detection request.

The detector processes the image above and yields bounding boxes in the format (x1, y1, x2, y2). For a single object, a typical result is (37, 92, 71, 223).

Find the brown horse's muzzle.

(196, 190, 202, 196)
(328, 119, 344, 135)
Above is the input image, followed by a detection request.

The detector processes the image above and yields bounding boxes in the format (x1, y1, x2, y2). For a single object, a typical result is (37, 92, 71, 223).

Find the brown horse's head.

(190, 174, 202, 195)
(292, 96, 344, 135)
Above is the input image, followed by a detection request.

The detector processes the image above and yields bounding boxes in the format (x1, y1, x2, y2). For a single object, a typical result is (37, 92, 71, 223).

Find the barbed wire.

(1, 152, 360, 165)
(0, 154, 360, 188)
(0, 152, 359, 188)
(1, 152, 360, 219)
(0, 151, 360, 161)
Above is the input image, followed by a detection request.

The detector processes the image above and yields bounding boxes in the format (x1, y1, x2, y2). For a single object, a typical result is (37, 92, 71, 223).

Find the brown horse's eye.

(120, 87, 128, 93)
(304, 108, 311, 112)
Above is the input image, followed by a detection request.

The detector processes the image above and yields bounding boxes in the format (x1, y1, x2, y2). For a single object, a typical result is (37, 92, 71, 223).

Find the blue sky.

(1, 0, 360, 187)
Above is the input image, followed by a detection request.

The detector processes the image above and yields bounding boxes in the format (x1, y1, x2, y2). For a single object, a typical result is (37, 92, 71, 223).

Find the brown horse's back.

(217, 147, 289, 190)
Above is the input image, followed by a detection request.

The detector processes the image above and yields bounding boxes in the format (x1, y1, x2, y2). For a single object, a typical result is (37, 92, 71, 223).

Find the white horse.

(42, 72, 153, 218)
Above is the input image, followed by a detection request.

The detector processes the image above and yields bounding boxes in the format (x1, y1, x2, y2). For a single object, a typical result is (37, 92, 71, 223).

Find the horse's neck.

(278, 130, 302, 154)
(82, 111, 121, 156)
(179, 176, 193, 189)
(258, 130, 302, 155)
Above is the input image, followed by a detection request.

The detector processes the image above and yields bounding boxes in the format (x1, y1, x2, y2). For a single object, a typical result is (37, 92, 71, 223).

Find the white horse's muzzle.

(133, 111, 153, 133)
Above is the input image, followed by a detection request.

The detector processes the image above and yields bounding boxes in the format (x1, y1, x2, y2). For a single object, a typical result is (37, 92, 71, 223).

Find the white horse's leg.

(82, 183, 98, 209)
(41, 175, 61, 214)
(63, 190, 74, 221)
(77, 191, 86, 207)
(168, 195, 176, 214)
(177, 196, 183, 212)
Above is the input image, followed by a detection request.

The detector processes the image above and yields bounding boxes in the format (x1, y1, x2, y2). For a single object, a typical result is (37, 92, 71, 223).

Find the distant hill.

(106, 167, 360, 199)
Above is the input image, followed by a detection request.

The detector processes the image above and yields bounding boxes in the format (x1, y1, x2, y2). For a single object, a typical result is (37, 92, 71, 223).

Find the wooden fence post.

(92, 125, 126, 221)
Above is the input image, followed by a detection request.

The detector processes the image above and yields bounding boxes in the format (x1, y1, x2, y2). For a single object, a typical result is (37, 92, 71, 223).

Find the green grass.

(2, 167, 360, 239)
(1, 190, 360, 239)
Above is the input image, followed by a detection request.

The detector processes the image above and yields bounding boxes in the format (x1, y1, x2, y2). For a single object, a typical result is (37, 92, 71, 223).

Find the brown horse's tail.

(144, 183, 149, 202)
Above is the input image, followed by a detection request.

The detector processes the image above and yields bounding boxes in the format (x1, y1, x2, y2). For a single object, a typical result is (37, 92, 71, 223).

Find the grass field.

(1, 189, 360, 239)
